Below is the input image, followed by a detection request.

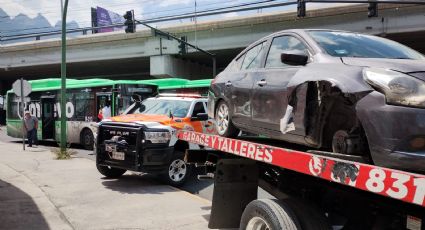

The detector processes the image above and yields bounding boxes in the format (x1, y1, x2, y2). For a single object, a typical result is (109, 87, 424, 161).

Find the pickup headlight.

(144, 131, 171, 144)
(363, 68, 425, 108)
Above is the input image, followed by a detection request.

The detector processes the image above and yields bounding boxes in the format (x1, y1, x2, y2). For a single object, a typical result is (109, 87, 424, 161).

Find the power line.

(0, 0, 295, 41)
(0, 0, 241, 20)
(8, 0, 422, 41)
(0, 0, 256, 33)
(0, 0, 244, 23)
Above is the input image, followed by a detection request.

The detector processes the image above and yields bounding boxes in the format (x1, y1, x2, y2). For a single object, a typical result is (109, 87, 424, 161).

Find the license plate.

(111, 151, 125, 161)
(105, 144, 116, 152)
(105, 144, 125, 160)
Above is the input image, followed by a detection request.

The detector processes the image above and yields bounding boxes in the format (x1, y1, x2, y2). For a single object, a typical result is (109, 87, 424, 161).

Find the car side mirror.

(191, 113, 209, 121)
(281, 51, 308, 66)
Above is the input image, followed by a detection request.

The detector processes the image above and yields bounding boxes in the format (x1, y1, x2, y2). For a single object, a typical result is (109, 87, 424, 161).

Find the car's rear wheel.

(215, 100, 239, 137)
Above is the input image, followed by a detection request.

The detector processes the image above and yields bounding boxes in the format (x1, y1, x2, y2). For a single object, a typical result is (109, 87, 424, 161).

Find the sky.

(0, 0, 356, 30)
(0, 0, 301, 27)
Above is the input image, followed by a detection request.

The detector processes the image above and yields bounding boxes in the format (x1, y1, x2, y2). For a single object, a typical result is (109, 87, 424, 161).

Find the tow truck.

(178, 130, 425, 229)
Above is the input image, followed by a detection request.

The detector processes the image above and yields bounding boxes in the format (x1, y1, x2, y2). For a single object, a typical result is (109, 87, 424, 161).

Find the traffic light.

(297, 0, 306, 17)
(124, 10, 136, 33)
(178, 36, 187, 55)
(368, 3, 378, 17)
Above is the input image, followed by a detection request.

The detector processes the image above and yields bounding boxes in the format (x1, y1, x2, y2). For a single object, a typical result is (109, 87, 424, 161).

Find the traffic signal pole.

(135, 20, 217, 77)
(60, 0, 69, 152)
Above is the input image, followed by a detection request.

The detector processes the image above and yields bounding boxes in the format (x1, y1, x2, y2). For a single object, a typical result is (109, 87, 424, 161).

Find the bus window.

(74, 90, 95, 122)
(7, 94, 21, 119)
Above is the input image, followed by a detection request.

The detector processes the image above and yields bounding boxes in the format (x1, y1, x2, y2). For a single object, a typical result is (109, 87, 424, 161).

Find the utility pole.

(20, 78, 25, 151)
(60, 0, 69, 152)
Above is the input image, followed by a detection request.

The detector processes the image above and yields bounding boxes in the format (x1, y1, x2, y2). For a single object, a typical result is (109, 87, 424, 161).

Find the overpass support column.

(150, 55, 212, 79)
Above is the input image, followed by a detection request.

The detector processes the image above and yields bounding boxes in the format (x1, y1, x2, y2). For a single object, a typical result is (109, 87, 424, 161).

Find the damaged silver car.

(208, 29, 425, 172)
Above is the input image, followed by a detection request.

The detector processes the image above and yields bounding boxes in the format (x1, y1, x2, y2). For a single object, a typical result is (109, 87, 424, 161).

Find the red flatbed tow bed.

(178, 130, 425, 229)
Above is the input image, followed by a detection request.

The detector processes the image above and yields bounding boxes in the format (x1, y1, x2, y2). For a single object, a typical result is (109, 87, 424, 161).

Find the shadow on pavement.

(101, 174, 181, 195)
(0, 179, 49, 230)
(181, 167, 214, 195)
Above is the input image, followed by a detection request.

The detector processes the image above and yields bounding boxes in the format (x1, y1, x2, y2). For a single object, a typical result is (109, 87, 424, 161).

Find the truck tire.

(162, 152, 191, 187)
(81, 129, 94, 150)
(240, 199, 301, 230)
(283, 198, 331, 230)
(96, 164, 126, 178)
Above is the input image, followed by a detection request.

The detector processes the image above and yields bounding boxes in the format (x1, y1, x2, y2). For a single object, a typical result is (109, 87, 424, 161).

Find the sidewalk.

(0, 141, 211, 230)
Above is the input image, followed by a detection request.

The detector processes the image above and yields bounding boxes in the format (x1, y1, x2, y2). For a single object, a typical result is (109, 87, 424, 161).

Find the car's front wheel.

(215, 100, 239, 137)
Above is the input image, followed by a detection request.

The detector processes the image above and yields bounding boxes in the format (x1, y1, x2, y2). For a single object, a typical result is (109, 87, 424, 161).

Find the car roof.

(147, 96, 207, 102)
(266, 29, 353, 37)
(233, 29, 358, 60)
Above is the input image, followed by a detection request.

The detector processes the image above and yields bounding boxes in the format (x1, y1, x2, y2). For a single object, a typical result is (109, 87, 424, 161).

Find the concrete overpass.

(1, 3, 425, 94)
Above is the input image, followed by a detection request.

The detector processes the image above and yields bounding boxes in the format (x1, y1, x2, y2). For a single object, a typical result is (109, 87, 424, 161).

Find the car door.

(251, 35, 310, 132)
(230, 41, 268, 126)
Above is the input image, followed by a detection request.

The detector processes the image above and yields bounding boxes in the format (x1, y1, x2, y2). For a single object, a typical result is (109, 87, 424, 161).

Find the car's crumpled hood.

(341, 57, 425, 77)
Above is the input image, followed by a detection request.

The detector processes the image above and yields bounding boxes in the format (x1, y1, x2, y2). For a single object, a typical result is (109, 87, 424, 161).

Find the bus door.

(41, 96, 55, 139)
(96, 93, 112, 121)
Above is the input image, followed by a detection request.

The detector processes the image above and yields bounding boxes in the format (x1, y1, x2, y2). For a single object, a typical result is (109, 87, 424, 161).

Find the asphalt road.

(0, 125, 273, 202)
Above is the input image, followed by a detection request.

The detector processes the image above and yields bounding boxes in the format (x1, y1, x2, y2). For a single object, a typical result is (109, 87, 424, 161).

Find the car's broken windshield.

(308, 31, 425, 60)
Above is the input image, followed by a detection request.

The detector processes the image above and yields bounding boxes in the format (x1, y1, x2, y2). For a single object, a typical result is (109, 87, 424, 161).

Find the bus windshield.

(116, 84, 157, 115)
(125, 98, 191, 118)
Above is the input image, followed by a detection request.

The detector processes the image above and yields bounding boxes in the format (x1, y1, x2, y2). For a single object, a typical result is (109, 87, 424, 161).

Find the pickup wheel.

(162, 152, 191, 187)
(96, 164, 126, 178)
(215, 100, 239, 137)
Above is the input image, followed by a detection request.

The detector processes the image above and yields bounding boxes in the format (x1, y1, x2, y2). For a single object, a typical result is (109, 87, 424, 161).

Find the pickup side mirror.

(191, 113, 209, 121)
(281, 51, 308, 66)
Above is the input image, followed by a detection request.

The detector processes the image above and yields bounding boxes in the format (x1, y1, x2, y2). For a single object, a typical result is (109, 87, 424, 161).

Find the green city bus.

(6, 78, 157, 149)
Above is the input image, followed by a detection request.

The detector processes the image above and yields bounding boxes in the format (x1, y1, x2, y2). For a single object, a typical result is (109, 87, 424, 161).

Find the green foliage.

(51, 143, 75, 160)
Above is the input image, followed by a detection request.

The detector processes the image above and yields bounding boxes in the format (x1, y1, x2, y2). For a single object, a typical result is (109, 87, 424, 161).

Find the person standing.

(101, 100, 111, 119)
(24, 111, 38, 147)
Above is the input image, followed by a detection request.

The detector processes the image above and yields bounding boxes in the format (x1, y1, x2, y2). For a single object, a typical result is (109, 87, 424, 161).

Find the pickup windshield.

(124, 98, 191, 118)
(308, 31, 425, 60)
